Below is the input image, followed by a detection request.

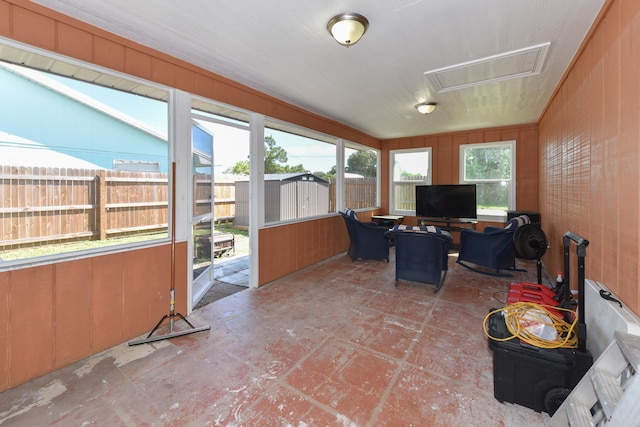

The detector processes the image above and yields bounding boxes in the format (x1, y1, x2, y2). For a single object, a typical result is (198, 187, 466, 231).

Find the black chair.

(387, 226, 453, 293)
(339, 209, 390, 262)
(456, 215, 531, 276)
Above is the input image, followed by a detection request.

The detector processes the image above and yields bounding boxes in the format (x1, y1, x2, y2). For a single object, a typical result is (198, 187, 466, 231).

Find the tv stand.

(418, 217, 477, 233)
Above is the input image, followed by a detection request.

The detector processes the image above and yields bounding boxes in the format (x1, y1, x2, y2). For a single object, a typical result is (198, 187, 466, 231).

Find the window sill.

(477, 213, 507, 224)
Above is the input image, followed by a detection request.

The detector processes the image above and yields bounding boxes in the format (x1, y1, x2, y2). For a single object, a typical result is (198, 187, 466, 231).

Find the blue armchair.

(386, 225, 453, 293)
(456, 215, 531, 276)
(340, 209, 390, 262)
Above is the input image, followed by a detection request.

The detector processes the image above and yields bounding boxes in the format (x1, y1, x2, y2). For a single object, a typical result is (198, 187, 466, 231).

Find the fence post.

(97, 170, 107, 240)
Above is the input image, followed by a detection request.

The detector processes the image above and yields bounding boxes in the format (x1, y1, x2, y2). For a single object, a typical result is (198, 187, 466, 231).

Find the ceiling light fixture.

(416, 102, 437, 114)
(327, 13, 369, 47)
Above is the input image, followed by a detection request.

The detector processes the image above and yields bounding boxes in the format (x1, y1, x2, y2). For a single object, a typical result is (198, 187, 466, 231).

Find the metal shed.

(235, 172, 330, 227)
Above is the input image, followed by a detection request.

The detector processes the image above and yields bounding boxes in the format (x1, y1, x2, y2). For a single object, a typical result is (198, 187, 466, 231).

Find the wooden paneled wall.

(259, 215, 350, 284)
(538, 0, 640, 314)
(380, 124, 540, 233)
(0, 243, 184, 392)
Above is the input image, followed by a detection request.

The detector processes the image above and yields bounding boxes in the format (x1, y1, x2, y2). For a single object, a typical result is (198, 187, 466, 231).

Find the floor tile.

(1, 251, 553, 426)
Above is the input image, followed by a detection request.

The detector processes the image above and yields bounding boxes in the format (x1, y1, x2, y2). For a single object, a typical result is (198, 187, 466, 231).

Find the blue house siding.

(0, 65, 168, 172)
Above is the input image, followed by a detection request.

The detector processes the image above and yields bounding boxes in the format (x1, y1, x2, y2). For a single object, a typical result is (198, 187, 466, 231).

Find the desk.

(371, 215, 404, 228)
(418, 217, 477, 233)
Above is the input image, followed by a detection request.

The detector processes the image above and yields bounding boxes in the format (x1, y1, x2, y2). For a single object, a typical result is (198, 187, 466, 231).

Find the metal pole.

(129, 162, 210, 346)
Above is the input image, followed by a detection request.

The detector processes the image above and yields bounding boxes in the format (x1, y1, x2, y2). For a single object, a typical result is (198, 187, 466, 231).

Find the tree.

(346, 151, 377, 177)
(464, 146, 511, 180)
(264, 135, 305, 173)
(463, 145, 512, 209)
(314, 171, 331, 179)
(400, 171, 426, 181)
(226, 160, 249, 175)
(225, 135, 306, 175)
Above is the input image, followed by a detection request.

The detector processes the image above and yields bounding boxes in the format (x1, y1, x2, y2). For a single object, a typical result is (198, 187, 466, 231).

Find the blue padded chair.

(339, 209, 390, 262)
(386, 225, 453, 293)
(456, 215, 531, 276)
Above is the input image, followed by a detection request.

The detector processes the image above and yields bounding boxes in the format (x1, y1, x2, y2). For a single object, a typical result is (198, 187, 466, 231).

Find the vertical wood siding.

(539, 0, 639, 313)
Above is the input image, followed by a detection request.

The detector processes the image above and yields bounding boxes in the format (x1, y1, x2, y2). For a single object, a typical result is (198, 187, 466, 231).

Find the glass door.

(189, 106, 251, 308)
(191, 122, 215, 305)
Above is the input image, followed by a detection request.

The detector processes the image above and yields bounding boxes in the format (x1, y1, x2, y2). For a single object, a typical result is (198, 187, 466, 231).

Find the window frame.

(459, 140, 516, 222)
(261, 118, 338, 226)
(343, 141, 380, 212)
(389, 147, 432, 216)
(0, 41, 172, 270)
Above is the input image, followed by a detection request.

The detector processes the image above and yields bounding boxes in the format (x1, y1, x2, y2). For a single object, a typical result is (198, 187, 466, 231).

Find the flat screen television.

(415, 184, 477, 219)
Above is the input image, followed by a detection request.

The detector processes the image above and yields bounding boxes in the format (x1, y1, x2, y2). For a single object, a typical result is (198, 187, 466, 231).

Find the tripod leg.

(146, 314, 170, 338)
(173, 312, 196, 329)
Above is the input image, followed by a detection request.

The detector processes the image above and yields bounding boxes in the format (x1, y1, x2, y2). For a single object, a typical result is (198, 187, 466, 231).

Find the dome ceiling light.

(327, 13, 369, 47)
(416, 102, 437, 114)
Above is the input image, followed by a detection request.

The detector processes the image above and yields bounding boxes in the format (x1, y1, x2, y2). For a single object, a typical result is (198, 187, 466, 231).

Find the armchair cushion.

(344, 208, 359, 221)
(504, 214, 531, 230)
(390, 224, 443, 234)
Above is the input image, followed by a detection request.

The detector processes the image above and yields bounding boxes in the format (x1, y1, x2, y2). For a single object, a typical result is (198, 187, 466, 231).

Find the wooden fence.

(392, 179, 425, 211)
(194, 175, 235, 221)
(0, 166, 170, 248)
(329, 177, 378, 211)
(1, 167, 378, 249)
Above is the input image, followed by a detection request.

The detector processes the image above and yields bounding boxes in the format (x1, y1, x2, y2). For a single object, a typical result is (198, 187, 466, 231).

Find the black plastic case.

(488, 231, 594, 415)
(487, 311, 592, 413)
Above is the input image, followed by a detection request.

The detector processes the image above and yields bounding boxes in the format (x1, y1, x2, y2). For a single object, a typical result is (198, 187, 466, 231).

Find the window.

(460, 141, 516, 220)
(390, 148, 432, 215)
(263, 121, 337, 224)
(344, 143, 379, 210)
(257, 120, 380, 223)
(0, 57, 169, 264)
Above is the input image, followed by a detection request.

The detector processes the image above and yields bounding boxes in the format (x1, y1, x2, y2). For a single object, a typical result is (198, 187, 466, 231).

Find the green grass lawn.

(215, 223, 249, 256)
(1, 223, 249, 262)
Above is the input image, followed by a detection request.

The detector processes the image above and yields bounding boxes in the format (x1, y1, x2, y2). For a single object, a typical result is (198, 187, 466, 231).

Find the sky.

(393, 150, 430, 178)
(49, 73, 341, 174)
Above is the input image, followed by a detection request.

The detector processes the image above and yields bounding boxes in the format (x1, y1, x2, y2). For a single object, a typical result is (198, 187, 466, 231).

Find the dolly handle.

(563, 231, 589, 352)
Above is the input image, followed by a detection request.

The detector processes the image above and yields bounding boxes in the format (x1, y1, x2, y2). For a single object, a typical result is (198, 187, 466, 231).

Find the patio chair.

(386, 225, 453, 292)
(339, 209, 390, 262)
(456, 214, 531, 276)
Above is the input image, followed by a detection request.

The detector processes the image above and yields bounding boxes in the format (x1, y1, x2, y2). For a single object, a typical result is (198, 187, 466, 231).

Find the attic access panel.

(425, 43, 550, 93)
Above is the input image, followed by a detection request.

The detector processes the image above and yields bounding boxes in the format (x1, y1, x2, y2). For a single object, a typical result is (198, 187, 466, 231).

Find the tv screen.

(415, 184, 477, 219)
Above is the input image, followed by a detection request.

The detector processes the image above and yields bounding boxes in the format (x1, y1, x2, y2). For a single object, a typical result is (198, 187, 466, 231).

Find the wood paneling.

(539, 0, 640, 314)
(54, 259, 93, 367)
(0, 271, 10, 391)
(8, 265, 54, 387)
(0, 244, 174, 391)
(258, 215, 348, 286)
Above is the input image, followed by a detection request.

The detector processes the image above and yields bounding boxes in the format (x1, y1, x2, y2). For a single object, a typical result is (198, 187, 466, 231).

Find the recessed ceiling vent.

(425, 42, 550, 93)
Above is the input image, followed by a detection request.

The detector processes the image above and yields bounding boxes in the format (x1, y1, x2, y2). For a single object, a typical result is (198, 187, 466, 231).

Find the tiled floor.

(0, 251, 552, 426)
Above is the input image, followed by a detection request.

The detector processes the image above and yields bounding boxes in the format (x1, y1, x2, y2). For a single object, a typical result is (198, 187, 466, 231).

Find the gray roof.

(236, 172, 329, 184)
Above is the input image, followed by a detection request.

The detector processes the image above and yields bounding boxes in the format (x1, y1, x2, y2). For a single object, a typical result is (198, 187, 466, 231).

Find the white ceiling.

(32, 0, 606, 140)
